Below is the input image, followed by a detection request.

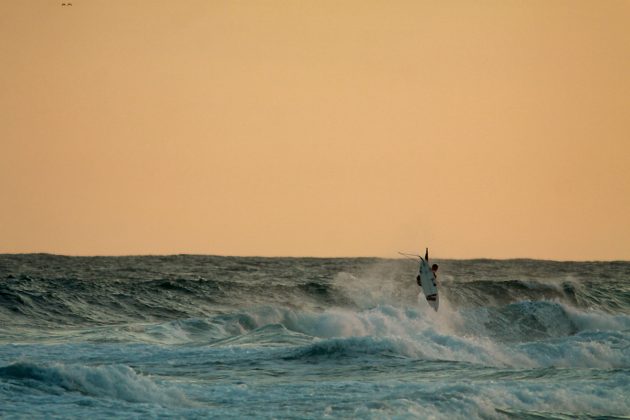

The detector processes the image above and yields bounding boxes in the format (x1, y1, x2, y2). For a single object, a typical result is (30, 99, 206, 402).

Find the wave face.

(1, 254, 630, 419)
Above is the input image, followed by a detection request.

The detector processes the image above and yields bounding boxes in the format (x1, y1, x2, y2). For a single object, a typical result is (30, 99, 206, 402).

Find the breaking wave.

(0, 362, 192, 406)
(1, 255, 630, 418)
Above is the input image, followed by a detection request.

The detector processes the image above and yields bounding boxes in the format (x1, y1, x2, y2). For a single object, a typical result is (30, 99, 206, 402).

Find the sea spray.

(1, 254, 629, 418)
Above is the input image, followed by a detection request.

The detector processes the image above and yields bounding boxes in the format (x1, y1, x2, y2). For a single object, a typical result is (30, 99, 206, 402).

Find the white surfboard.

(417, 248, 439, 311)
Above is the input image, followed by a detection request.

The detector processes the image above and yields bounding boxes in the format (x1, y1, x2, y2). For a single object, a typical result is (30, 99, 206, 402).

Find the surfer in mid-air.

(416, 249, 439, 310)
(400, 249, 440, 310)
(417, 263, 438, 286)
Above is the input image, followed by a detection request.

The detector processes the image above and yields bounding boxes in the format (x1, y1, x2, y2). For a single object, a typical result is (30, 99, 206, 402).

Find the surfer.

(416, 264, 438, 287)
(415, 248, 440, 311)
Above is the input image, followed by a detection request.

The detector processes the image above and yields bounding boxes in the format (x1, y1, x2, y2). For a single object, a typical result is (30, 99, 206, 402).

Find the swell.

(1, 255, 629, 329)
(0, 276, 352, 329)
(0, 276, 224, 327)
(441, 277, 630, 315)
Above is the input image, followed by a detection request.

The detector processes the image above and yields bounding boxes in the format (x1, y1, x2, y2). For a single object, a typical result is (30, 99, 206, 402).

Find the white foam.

(564, 304, 630, 331)
(349, 379, 630, 419)
(220, 301, 630, 369)
(1, 362, 193, 407)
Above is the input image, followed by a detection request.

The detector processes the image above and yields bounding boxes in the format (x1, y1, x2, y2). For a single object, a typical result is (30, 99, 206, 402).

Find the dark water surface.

(1, 254, 629, 418)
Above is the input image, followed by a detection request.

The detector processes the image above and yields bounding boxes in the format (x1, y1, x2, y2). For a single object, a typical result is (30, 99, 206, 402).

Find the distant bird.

(61, 2, 72, 6)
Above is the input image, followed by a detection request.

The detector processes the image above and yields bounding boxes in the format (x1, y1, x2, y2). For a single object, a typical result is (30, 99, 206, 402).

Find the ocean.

(0, 254, 629, 419)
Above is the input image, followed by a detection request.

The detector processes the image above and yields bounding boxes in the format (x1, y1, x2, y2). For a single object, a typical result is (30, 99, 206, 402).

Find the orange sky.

(1, 1, 629, 259)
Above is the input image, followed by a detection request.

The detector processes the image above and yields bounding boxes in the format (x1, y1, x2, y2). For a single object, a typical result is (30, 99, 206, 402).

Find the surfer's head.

(432, 264, 439, 271)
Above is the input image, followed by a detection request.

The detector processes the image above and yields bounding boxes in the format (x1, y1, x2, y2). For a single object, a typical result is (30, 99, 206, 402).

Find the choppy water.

(1, 254, 629, 419)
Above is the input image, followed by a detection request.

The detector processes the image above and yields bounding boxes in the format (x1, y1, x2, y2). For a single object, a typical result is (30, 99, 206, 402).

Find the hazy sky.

(1, 1, 629, 259)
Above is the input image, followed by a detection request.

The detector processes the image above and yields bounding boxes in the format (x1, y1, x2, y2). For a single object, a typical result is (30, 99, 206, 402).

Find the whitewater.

(1, 254, 629, 419)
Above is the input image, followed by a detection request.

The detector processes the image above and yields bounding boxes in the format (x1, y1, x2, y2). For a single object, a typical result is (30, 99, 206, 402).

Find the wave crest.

(0, 362, 192, 406)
